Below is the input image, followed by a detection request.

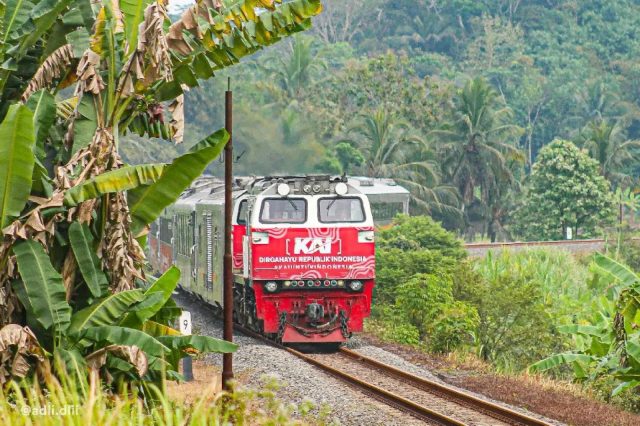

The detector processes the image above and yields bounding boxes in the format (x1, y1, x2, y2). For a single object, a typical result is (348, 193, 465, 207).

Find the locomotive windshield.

(318, 197, 365, 223)
(260, 198, 307, 223)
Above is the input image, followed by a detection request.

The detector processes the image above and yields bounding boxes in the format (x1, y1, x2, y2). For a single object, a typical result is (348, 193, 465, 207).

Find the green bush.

(429, 301, 479, 353)
(375, 249, 456, 303)
(377, 273, 478, 353)
(459, 249, 593, 371)
(373, 215, 476, 353)
(377, 215, 466, 260)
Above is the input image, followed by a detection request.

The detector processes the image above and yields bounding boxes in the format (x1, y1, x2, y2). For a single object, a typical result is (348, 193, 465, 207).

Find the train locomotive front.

(149, 175, 376, 344)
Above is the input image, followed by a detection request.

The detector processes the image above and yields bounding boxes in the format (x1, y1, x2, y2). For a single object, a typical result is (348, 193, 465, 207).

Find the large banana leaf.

(82, 325, 168, 357)
(157, 334, 238, 369)
(528, 352, 594, 374)
(71, 94, 98, 154)
(0, 0, 74, 99)
(25, 89, 55, 155)
(127, 129, 229, 235)
(68, 289, 145, 335)
(64, 163, 166, 206)
(141, 320, 181, 337)
(157, 334, 238, 353)
(121, 266, 180, 327)
(68, 221, 109, 297)
(593, 253, 639, 288)
(158, 0, 322, 100)
(0, 104, 35, 229)
(120, 0, 153, 52)
(13, 240, 71, 333)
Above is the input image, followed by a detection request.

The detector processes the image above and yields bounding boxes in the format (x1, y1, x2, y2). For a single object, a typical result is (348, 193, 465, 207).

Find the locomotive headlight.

(303, 184, 312, 194)
(335, 182, 348, 196)
(349, 280, 363, 291)
(264, 281, 278, 292)
(277, 183, 291, 196)
(252, 232, 269, 244)
(358, 230, 374, 243)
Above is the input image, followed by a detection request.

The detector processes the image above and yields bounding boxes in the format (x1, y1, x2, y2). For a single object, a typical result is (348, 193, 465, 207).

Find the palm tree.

(578, 119, 640, 185)
(434, 77, 523, 240)
(260, 34, 326, 101)
(343, 109, 460, 216)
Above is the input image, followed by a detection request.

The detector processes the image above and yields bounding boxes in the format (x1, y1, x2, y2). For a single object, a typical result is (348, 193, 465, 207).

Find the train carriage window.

(237, 200, 248, 225)
(370, 202, 404, 222)
(259, 198, 307, 224)
(318, 197, 365, 223)
(159, 217, 173, 243)
(175, 214, 192, 256)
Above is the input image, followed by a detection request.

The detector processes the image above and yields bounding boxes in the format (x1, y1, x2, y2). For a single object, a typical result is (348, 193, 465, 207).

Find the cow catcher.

(231, 176, 376, 344)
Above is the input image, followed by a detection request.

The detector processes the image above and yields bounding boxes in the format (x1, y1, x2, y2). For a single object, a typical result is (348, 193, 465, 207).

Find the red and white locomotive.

(148, 175, 376, 344)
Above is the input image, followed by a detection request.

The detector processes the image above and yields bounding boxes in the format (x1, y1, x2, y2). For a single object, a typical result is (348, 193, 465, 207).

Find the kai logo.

(293, 238, 332, 255)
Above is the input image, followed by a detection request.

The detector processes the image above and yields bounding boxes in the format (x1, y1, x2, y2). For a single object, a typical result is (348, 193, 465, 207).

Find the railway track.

(464, 238, 610, 256)
(234, 324, 551, 426)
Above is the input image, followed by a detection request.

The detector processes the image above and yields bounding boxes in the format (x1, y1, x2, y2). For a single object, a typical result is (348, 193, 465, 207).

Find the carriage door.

(233, 199, 249, 274)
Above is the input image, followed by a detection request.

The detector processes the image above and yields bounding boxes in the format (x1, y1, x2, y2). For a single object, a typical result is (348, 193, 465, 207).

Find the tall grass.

(1, 368, 327, 425)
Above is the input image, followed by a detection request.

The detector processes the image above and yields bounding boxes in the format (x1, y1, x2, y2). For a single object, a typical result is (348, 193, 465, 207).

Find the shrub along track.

(235, 324, 551, 426)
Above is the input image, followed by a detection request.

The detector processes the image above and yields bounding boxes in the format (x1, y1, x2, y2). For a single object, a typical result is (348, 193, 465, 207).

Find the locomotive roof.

(173, 175, 409, 208)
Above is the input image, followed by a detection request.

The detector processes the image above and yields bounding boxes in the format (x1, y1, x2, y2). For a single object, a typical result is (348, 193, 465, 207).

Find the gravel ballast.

(174, 292, 560, 425)
(174, 292, 424, 425)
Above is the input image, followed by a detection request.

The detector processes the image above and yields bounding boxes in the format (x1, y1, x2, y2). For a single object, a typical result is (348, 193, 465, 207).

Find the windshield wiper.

(287, 199, 298, 211)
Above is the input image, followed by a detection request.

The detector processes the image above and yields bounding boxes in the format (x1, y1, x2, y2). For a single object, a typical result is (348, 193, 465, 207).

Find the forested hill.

(122, 0, 640, 238)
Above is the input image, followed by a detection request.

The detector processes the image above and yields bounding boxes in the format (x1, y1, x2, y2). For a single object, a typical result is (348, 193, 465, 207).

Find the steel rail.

(233, 323, 551, 425)
(232, 324, 461, 424)
(464, 238, 606, 250)
(179, 290, 550, 425)
(339, 347, 551, 426)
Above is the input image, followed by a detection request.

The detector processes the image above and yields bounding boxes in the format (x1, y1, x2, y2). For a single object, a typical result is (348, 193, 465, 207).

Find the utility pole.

(222, 78, 234, 390)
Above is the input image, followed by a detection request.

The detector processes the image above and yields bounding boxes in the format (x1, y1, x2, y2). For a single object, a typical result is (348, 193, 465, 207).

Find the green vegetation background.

(124, 0, 640, 240)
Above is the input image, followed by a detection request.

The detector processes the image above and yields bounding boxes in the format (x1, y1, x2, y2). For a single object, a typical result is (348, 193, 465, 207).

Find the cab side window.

(237, 200, 248, 225)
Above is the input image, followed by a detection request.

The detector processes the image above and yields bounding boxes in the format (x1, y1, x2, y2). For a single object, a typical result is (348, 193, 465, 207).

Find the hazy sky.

(168, 0, 193, 14)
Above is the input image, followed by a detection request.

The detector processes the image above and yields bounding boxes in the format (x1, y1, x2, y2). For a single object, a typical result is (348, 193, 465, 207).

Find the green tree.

(260, 34, 326, 102)
(345, 109, 459, 214)
(513, 139, 615, 241)
(435, 77, 523, 239)
(578, 119, 640, 185)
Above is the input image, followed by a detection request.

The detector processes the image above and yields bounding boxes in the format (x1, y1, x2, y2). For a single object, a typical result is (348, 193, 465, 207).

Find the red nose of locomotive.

(236, 177, 376, 343)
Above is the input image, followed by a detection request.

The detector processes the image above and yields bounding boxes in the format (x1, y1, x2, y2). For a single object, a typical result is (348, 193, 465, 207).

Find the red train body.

(148, 175, 377, 344)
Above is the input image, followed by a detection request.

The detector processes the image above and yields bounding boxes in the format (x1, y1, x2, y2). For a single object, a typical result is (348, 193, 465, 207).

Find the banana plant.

(0, 0, 323, 387)
(530, 254, 640, 396)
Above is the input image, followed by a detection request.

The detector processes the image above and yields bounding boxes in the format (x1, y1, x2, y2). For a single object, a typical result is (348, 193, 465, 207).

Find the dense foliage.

(152, 0, 640, 241)
(372, 215, 477, 350)
(0, 0, 321, 395)
(531, 254, 640, 401)
(513, 140, 616, 240)
(374, 215, 640, 408)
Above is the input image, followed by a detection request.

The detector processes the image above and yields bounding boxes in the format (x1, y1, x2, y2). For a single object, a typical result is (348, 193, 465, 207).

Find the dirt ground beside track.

(360, 333, 640, 426)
